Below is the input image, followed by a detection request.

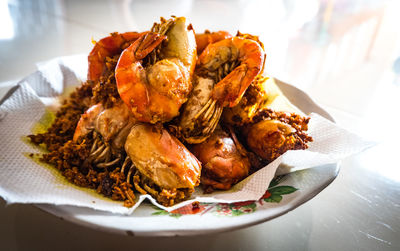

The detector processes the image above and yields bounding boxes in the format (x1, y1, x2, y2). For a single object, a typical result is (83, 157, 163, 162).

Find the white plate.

(37, 80, 339, 237)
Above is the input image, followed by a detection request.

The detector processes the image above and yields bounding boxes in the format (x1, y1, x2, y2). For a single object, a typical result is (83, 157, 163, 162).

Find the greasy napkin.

(0, 55, 373, 214)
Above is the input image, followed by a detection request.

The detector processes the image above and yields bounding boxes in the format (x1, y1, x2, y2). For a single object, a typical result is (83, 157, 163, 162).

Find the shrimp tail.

(196, 30, 233, 55)
(117, 32, 166, 69)
(116, 32, 167, 122)
(87, 32, 144, 81)
(212, 64, 259, 107)
(133, 32, 166, 60)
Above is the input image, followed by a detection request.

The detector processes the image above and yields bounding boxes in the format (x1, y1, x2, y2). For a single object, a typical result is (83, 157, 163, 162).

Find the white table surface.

(1, 0, 399, 250)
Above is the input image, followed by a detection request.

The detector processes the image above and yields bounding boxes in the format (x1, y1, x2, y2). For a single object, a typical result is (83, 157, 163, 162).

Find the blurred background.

(1, 0, 400, 121)
(2, 0, 400, 177)
(1, 0, 400, 250)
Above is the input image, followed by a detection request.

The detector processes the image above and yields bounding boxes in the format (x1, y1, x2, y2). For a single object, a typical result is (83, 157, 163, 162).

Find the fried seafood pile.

(28, 16, 312, 207)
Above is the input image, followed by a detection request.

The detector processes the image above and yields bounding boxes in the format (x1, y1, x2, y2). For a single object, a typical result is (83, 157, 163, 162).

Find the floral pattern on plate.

(151, 175, 298, 218)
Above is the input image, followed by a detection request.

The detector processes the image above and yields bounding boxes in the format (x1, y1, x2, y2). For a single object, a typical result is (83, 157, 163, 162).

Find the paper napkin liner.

(0, 55, 374, 214)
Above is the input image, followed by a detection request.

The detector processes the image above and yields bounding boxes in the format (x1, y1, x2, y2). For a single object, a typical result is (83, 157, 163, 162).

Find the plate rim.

(37, 163, 339, 237)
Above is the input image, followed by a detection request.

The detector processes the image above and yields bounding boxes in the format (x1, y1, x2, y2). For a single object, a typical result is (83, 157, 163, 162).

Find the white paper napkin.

(0, 55, 374, 214)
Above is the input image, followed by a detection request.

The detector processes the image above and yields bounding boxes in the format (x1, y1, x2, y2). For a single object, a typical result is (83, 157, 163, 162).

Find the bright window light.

(0, 1, 15, 40)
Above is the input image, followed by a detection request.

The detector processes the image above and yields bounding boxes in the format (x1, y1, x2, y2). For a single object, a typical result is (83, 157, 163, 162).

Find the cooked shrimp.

(236, 31, 265, 51)
(223, 75, 269, 126)
(191, 126, 250, 192)
(73, 103, 104, 142)
(124, 123, 202, 206)
(88, 32, 144, 82)
(243, 109, 312, 163)
(178, 36, 265, 143)
(72, 101, 138, 205)
(73, 101, 136, 168)
(198, 37, 265, 107)
(115, 17, 197, 123)
(73, 101, 135, 144)
(195, 30, 232, 55)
